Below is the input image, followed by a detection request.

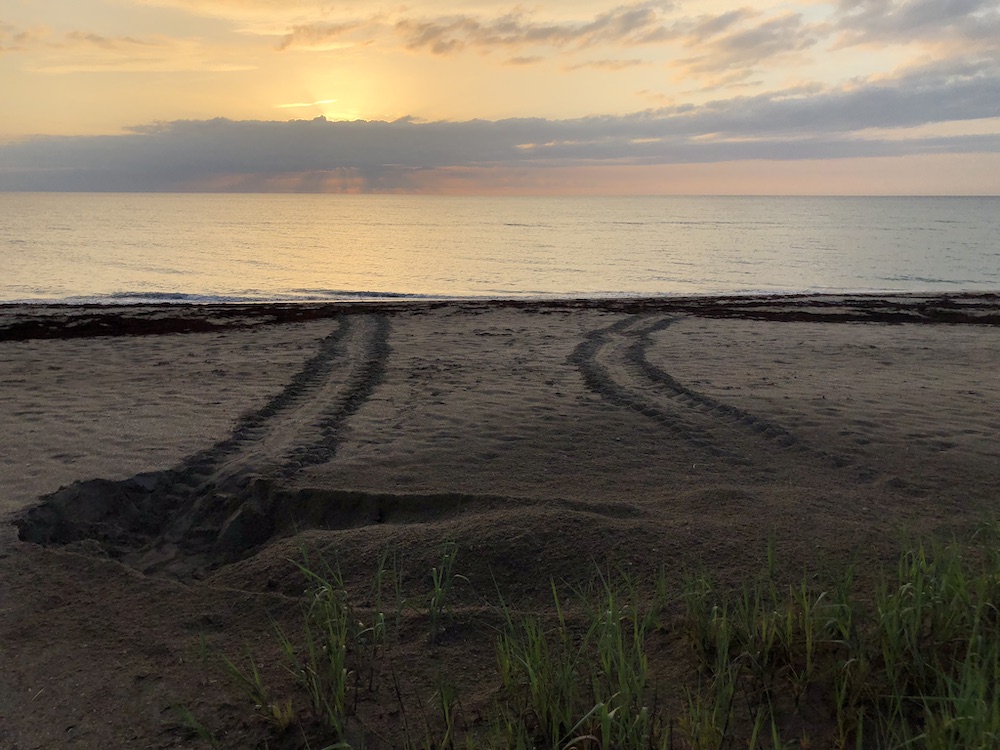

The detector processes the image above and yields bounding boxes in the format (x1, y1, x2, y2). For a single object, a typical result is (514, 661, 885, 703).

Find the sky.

(1, 0, 999, 194)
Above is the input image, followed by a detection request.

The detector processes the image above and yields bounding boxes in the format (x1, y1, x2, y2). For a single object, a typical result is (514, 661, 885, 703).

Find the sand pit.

(1, 295, 998, 748)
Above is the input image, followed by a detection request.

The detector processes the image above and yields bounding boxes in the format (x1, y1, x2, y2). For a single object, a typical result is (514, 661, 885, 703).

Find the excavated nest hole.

(13, 473, 504, 577)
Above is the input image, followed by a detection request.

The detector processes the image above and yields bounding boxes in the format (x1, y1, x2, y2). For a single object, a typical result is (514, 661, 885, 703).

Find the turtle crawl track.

(570, 316, 736, 458)
(16, 313, 391, 575)
(181, 313, 392, 487)
(572, 314, 861, 471)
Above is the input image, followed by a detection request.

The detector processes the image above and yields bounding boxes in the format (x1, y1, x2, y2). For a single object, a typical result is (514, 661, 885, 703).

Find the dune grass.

(192, 524, 1000, 749)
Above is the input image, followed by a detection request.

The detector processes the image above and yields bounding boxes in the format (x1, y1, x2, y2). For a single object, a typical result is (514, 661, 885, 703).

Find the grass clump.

(682, 532, 1000, 748)
(187, 526, 1000, 749)
(494, 571, 666, 749)
(428, 541, 464, 645)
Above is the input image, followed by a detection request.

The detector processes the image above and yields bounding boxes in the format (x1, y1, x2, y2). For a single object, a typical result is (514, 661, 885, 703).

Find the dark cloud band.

(2, 63, 998, 191)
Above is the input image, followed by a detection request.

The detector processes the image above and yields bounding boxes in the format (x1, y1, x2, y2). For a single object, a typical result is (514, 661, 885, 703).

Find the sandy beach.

(2, 295, 999, 748)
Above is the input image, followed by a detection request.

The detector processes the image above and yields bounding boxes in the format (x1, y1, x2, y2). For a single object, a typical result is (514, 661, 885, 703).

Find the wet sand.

(1, 295, 998, 747)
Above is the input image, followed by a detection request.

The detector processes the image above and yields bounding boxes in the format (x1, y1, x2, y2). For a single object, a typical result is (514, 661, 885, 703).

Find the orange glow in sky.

(1, 1, 998, 194)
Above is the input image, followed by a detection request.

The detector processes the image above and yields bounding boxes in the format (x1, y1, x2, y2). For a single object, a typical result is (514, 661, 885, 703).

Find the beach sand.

(1, 295, 998, 748)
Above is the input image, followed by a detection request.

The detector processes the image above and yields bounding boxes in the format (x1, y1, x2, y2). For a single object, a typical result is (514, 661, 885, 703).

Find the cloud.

(390, 3, 675, 55)
(277, 20, 366, 51)
(269, 2, 816, 87)
(271, 4, 679, 54)
(834, 0, 1000, 49)
(564, 58, 648, 71)
(62, 31, 156, 50)
(505, 55, 544, 66)
(673, 11, 820, 78)
(136, 0, 329, 19)
(102, 0, 1000, 82)
(679, 61, 1000, 137)
(686, 8, 759, 41)
(2, 63, 998, 191)
(0, 22, 46, 54)
(8, 27, 257, 74)
(270, 4, 676, 56)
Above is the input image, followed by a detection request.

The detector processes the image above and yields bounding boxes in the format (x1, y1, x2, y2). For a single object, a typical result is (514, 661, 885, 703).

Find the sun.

(275, 97, 371, 122)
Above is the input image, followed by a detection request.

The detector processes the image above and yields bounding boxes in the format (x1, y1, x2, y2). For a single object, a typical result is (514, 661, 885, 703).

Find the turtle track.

(573, 314, 863, 470)
(627, 317, 802, 449)
(570, 316, 734, 458)
(184, 313, 391, 489)
(15, 313, 393, 573)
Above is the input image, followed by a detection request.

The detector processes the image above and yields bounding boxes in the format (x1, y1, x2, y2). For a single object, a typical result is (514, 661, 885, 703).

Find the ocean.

(2, 193, 998, 304)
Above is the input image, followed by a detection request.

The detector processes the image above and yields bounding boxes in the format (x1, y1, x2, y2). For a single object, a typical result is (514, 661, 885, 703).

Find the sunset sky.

(1, 0, 999, 193)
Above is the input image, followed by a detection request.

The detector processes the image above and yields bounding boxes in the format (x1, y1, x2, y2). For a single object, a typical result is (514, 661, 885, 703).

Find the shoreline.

(2, 291, 999, 342)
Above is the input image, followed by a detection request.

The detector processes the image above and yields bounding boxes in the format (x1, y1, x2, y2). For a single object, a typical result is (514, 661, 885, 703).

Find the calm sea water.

(1, 193, 998, 303)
